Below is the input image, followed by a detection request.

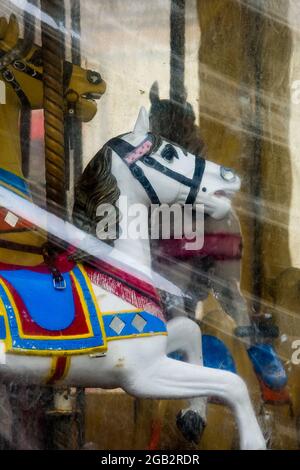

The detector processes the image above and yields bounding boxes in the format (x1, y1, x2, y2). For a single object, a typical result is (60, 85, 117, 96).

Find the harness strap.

(108, 135, 161, 204)
(186, 156, 206, 205)
(0, 239, 43, 254)
(1, 58, 72, 107)
(13, 60, 43, 81)
(1, 69, 30, 107)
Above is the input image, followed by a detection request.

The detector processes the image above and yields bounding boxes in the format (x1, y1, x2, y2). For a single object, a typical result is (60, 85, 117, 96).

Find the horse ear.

(133, 106, 149, 136)
(149, 81, 160, 105)
(5, 14, 19, 48)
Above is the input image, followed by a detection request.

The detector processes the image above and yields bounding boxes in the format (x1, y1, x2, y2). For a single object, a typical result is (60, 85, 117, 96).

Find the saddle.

(0, 259, 166, 356)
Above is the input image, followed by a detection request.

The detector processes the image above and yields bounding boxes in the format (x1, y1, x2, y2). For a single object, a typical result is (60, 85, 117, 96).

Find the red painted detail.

(86, 265, 164, 321)
(158, 233, 242, 260)
(85, 258, 161, 304)
(0, 207, 36, 232)
(46, 356, 68, 384)
(0, 275, 89, 337)
(148, 419, 162, 450)
(30, 110, 44, 141)
(258, 377, 291, 405)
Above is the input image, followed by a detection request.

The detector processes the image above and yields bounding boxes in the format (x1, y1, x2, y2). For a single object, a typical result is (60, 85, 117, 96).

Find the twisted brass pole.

(41, 0, 66, 218)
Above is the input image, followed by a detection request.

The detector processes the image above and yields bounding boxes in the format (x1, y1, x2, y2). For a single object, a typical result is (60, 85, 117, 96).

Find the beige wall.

(79, 0, 200, 165)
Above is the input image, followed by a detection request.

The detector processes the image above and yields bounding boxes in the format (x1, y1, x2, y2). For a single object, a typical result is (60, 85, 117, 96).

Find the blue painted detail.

(247, 344, 288, 391)
(167, 335, 236, 373)
(0, 269, 75, 331)
(0, 316, 6, 340)
(202, 335, 237, 373)
(103, 311, 167, 338)
(0, 168, 30, 197)
(0, 265, 105, 352)
(168, 351, 185, 362)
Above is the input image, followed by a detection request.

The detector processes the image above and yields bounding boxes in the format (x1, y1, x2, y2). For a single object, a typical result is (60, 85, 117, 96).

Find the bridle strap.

(1, 58, 73, 107)
(185, 155, 206, 205)
(13, 59, 43, 81)
(141, 155, 199, 188)
(108, 135, 161, 204)
(1, 68, 31, 107)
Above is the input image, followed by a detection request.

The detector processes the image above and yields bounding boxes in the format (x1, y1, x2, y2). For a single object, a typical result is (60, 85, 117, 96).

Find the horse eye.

(87, 70, 102, 84)
(220, 166, 236, 182)
(161, 144, 178, 162)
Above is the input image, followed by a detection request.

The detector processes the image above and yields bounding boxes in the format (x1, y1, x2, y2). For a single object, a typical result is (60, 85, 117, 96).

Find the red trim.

(85, 259, 160, 303)
(47, 356, 68, 384)
(86, 265, 164, 320)
(258, 378, 291, 405)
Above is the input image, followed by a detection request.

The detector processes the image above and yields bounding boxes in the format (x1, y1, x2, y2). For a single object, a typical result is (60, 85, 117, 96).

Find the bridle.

(108, 134, 206, 206)
(0, 53, 73, 107)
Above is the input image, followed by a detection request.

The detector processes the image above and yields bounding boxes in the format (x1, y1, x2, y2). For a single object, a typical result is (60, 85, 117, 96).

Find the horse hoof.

(176, 410, 206, 444)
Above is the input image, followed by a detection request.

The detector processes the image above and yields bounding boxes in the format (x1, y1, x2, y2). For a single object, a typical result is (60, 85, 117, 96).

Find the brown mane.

(73, 145, 120, 245)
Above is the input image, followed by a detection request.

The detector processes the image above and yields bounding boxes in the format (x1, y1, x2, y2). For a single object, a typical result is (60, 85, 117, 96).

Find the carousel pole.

(41, 0, 66, 219)
(69, 0, 85, 449)
(70, 0, 83, 183)
(170, 0, 185, 105)
(40, 0, 81, 450)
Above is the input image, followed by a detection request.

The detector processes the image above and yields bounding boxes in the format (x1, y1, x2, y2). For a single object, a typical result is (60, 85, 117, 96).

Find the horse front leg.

(167, 317, 207, 443)
(124, 357, 266, 450)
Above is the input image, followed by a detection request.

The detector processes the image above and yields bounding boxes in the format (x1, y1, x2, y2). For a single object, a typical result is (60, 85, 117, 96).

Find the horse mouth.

(81, 92, 103, 101)
(213, 190, 235, 200)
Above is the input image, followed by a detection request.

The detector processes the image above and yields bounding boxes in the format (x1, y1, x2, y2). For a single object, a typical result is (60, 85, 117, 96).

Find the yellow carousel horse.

(0, 13, 106, 267)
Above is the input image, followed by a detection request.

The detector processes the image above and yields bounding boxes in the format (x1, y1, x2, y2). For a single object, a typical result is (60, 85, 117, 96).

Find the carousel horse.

(147, 82, 288, 444)
(0, 103, 266, 449)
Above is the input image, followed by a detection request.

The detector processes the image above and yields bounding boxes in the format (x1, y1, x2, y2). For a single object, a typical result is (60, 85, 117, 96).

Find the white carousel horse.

(0, 107, 266, 450)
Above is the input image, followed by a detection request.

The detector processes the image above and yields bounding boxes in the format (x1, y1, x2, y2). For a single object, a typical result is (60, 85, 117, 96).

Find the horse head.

(0, 14, 106, 121)
(108, 107, 241, 220)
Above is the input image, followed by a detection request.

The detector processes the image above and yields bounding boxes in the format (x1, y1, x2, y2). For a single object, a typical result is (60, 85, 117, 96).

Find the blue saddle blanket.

(0, 269, 75, 331)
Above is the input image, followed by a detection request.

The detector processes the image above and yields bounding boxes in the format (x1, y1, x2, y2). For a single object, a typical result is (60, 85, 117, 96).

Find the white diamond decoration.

(4, 211, 19, 227)
(109, 316, 125, 335)
(132, 314, 147, 333)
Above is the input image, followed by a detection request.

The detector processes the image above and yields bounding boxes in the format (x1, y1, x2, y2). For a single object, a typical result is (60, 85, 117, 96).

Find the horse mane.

(73, 145, 120, 245)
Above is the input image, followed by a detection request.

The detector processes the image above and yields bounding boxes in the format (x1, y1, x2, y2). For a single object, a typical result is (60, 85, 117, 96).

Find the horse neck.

(110, 154, 153, 281)
(0, 86, 46, 267)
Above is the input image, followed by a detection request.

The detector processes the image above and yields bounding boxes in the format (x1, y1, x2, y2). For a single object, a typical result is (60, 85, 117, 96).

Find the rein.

(108, 134, 206, 206)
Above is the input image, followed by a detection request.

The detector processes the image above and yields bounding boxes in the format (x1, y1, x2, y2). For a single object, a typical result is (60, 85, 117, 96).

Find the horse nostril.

(87, 70, 102, 85)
